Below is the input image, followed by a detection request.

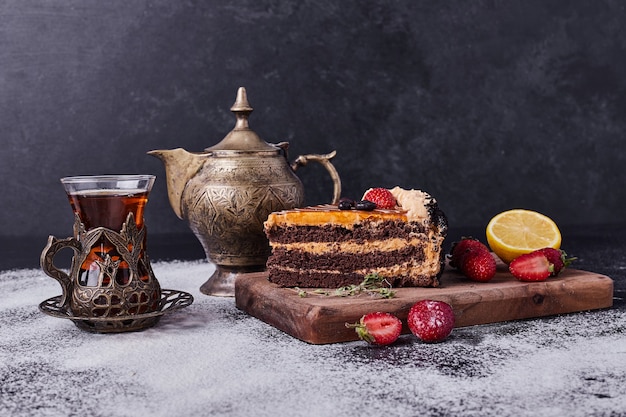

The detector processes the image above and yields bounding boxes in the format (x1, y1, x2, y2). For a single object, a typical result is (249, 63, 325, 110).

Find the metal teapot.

(149, 87, 341, 296)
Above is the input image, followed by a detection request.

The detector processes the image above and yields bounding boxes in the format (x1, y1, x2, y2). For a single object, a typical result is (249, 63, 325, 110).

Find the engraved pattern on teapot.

(182, 157, 305, 266)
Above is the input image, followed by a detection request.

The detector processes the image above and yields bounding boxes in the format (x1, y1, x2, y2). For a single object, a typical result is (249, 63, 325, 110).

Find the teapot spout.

(148, 148, 207, 219)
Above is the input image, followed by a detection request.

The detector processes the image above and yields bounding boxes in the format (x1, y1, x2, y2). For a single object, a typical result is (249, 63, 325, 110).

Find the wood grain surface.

(235, 263, 614, 344)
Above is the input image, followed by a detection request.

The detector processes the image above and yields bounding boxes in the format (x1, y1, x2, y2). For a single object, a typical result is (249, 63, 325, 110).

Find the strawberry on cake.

(263, 187, 448, 288)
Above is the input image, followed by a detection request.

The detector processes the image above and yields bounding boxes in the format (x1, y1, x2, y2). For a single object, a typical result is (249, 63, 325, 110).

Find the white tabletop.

(2, 260, 625, 417)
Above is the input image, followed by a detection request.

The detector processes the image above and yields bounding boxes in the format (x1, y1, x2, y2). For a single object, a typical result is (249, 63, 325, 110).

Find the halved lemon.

(486, 209, 561, 264)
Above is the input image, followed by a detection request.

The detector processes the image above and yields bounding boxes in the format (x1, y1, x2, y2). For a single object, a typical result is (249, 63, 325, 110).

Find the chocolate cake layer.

(267, 245, 426, 273)
(266, 269, 365, 288)
(266, 268, 438, 288)
(265, 221, 429, 244)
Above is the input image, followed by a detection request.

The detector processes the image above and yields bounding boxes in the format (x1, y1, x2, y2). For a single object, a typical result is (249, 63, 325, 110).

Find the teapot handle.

(40, 235, 82, 311)
(291, 150, 342, 205)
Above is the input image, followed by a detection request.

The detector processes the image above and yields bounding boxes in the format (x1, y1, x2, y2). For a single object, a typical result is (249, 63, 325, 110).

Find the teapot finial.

(205, 87, 276, 152)
(231, 87, 253, 131)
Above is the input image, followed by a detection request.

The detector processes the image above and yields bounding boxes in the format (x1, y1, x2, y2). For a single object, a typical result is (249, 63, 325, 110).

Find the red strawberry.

(362, 188, 397, 209)
(449, 237, 488, 268)
(538, 248, 574, 276)
(407, 300, 455, 343)
(509, 251, 552, 281)
(346, 312, 402, 346)
(461, 249, 497, 282)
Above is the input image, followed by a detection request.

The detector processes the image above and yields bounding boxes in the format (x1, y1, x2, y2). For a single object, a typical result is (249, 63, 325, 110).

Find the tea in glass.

(61, 175, 155, 293)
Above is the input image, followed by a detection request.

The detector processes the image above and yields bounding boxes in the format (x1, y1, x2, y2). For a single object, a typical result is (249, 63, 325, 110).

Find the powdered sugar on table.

(1, 260, 625, 417)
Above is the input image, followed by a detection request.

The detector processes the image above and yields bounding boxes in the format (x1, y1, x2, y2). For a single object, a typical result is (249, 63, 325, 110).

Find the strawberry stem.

(345, 321, 375, 343)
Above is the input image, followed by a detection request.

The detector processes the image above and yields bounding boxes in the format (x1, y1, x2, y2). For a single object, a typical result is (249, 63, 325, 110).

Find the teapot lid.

(205, 87, 279, 152)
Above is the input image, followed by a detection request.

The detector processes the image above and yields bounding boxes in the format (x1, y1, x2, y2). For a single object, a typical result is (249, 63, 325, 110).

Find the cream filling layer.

(272, 237, 425, 254)
(270, 261, 440, 277)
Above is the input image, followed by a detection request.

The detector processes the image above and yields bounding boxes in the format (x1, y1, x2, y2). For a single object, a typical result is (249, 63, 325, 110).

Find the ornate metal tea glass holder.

(40, 213, 193, 333)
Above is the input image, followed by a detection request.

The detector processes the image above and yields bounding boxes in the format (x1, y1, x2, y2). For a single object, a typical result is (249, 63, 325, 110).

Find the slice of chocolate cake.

(263, 187, 448, 288)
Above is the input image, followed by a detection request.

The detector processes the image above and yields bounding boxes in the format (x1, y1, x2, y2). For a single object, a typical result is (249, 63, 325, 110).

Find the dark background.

(1, 1, 625, 250)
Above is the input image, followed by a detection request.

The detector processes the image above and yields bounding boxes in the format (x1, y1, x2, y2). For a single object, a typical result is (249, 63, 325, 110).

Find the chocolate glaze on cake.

(264, 188, 448, 289)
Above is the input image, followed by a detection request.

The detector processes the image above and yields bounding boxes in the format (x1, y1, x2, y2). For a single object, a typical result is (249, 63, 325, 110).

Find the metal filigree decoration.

(71, 212, 161, 317)
(40, 213, 193, 333)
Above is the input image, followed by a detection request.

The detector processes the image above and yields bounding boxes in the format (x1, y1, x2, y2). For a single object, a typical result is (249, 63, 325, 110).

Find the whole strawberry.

(461, 249, 497, 282)
(449, 237, 488, 268)
(407, 300, 455, 343)
(362, 188, 397, 209)
(346, 312, 402, 346)
(509, 251, 552, 281)
(449, 238, 496, 282)
(538, 248, 574, 276)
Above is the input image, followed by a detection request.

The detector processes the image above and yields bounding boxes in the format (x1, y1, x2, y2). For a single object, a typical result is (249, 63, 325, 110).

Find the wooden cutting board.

(234, 263, 614, 344)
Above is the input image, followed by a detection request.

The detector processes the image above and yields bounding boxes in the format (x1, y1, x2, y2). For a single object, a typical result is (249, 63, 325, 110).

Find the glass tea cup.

(62, 175, 154, 233)
(41, 175, 161, 323)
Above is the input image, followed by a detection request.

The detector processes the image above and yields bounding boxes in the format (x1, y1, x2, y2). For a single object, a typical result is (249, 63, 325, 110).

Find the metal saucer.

(39, 289, 194, 333)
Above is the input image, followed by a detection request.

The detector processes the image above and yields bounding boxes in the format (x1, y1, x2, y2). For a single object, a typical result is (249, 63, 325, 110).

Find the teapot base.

(200, 264, 265, 297)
